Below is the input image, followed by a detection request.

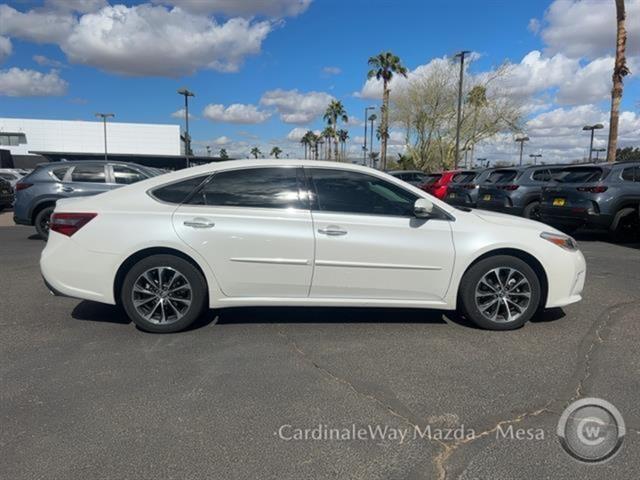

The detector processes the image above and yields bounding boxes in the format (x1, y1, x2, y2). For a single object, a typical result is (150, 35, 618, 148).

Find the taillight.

(16, 182, 33, 191)
(50, 213, 97, 237)
(498, 184, 519, 191)
(577, 186, 608, 193)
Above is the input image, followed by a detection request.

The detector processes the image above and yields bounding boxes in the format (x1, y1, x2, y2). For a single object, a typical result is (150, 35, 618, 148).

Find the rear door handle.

(318, 226, 347, 236)
(184, 218, 215, 229)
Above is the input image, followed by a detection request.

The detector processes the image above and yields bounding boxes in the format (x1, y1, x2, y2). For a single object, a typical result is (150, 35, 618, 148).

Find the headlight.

(540, 232, 578, 251)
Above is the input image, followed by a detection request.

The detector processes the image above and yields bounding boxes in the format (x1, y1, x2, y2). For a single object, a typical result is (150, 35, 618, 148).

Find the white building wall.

(0, 118, 181, 156)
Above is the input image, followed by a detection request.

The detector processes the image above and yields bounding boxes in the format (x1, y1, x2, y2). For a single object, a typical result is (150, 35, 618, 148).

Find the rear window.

(487, 169, 518, 183)
(452, 172, 476, 183)
(557, 167, 604, 183)
(422, 174, 442, 185)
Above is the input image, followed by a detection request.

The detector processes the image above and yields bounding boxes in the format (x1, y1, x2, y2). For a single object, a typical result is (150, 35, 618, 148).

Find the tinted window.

(532, 169, 551, 181)
(310, 169, 417, 216)
(152, 175, 209, 204)
(113, 165, 147, 185)
(190, 167, 303, 209)
(452, 172, 476, 183)
(487, 170, 518, 183)
(557, 167, 604, 183)
(621, 167, 640, 182)
(71, 165, 106, 183)
(423, 174, 442, 185)
(51, 167, 69, 181)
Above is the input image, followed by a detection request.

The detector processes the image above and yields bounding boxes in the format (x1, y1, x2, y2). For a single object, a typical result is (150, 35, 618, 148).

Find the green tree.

(219, 148, 229, 159)
(367, 51, 408, 170)
(323, 100, 348, 161)
(250, 147, 262, 159)
(270, 146, 283, 158)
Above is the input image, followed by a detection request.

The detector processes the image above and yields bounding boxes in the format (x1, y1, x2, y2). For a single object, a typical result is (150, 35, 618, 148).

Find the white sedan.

(41, 160, 585, 333)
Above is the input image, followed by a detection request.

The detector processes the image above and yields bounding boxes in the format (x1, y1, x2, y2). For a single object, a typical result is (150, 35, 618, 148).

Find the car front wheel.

(458, 255, 541, 330)
(121, 254, 207, 333)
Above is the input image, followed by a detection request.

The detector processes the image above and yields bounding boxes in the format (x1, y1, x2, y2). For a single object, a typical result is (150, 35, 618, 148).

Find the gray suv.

(476, 165, 565, 220)
(540, 162, 640, 238)
(14, 161, 161, 238)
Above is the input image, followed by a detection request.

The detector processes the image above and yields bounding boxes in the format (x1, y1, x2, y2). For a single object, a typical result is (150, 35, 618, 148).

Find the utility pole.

(369, 114, 375, 168)
(515, 136, 529, 166)
(177, 88, 195, 167)
(593, 148, 606, 162)
(454, 50, 470, 169)
(95, 113, 114, 161)
(582, 123, 604, 162)
(363, 106, 375, 166)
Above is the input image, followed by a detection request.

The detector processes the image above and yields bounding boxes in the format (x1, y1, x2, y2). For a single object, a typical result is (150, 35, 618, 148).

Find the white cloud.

(541, 0, 640, 59)
(213, 135, 232, 145)
(151, 0, 312, 17)
(0, 4, 273, 77)
(527, 18, 540, 35)
(286, 127, 309, 141)
(33, 54, 66, 68)
(322, 66, 341, 75)
(0, 67, 68, 96)
(45, 0, 108, 14)
(0, 36, 11, 63)
(556, 56, 614, 105)
(171, 108, 196, 119)
(202, 103, 271, 123)
(260, 89, 334, 124)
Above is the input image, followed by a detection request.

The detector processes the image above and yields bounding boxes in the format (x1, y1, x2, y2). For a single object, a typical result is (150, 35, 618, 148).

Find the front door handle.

(318, 226, 347, 236)
(184, 218, 215, 229)
(62, 186, 74, 193)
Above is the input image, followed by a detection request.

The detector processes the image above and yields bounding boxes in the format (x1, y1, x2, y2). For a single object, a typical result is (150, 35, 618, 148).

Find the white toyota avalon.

(40, 160, 586, 333)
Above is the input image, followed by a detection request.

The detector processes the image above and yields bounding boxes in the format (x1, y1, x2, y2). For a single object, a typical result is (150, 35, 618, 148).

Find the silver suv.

(14, 161, 161, 238)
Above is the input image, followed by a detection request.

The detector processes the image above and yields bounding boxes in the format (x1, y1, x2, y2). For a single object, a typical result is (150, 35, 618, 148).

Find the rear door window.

(70, 165, 106, 183)
(621, 166, 640, 182)
(113, 165, 147, 185)
(50, 167, 69, 181)
(532, 169, 551, 182)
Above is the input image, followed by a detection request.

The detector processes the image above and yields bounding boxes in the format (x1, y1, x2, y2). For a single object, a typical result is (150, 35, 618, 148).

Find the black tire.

(121, 254, 207, 333)
(35, 206, 55, 239)
(523, 201, 541, 221)
(458, 255, 542, 330)
(609, 208, 640, 243)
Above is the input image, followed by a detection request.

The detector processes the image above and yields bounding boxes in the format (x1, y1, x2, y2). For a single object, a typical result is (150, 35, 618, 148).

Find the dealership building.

(0, 117, 215, 169)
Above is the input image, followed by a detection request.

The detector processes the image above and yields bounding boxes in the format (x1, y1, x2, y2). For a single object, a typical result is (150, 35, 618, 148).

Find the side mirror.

(414, 198, 434, 218)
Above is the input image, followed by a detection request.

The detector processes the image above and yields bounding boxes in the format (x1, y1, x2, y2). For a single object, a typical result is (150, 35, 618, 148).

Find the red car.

(419, 170, 476, 200)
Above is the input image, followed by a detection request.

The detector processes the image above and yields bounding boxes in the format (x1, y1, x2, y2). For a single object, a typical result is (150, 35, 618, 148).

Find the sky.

(0, 0, 639, 164)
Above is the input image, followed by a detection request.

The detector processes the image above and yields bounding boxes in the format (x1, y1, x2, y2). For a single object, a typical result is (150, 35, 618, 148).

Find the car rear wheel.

(121, 254, 207, 333)
(523, 201, 541, 221)
(35, 206, 55, 239)
(458, 255, 541, 330)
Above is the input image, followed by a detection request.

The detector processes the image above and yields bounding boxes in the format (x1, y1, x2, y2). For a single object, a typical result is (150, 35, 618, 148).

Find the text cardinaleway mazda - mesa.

(40, 160, 586, 332)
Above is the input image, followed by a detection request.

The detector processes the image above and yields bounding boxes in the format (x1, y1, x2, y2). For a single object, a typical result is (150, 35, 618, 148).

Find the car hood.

(471, 208, 559, 233)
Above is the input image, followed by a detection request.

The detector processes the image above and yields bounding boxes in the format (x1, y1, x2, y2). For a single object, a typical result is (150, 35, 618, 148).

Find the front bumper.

(544, 248, 586, 309)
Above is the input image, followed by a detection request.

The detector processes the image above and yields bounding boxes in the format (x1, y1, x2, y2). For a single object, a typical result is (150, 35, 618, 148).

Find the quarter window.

(309, 169, 418, 216)
(113, 165, 147, 185)
(189, 167, 304, 209)
(152, 175, 210, 204)
(70, 165, 106, 183)
(51, 167, 69, 181)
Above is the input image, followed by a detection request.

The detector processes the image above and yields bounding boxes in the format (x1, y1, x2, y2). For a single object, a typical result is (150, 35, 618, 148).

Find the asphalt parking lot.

(2, 222, 639, 479)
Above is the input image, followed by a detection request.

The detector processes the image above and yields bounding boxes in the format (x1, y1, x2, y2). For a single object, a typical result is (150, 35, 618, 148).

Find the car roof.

(36, 160, 146, 168)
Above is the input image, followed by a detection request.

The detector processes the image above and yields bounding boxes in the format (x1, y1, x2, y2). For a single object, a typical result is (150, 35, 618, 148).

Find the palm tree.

(323, 100, 348, 161)
(321, 126, 334, 160)
(607, 0, 630, 162)
(337, 129, 349, 161)
(219, 148, 228, 159)
(467, 85, 488, 166)
(250, 147, 261, 159)
(270, 146, 282, 158)
(309, 132, 320, 160)
(367, 51, 408, 170)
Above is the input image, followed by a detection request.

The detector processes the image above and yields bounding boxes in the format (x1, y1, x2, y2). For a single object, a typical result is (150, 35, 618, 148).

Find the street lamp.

(368, 113, 377, 168)
(454, 50, 471, 169)
(593, 147, 606, 162)
(177, 87, 195, 167)
(476, 157, 487, 169)
(363, 106, 376, 165)
(95, 113, 114, 161)
(515, 135, 529, 166)
(529, 153, 542, 165)
(582, 123, 604, 162)
(461, 145, 472, 168)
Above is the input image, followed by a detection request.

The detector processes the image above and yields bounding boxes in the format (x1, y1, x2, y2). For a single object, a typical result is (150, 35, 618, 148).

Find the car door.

(305, 168, 455, 301)
(64, 164, 112, 197)
(172, 166, 315, 298)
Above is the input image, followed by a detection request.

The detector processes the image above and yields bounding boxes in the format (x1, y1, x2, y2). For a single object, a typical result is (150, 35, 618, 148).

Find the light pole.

(529, 153, 542, 165)
(582, 123, 604, 162)
(476, 157, 487, 169)
(177, 87, 195, 167)
(462, 146, 472, 168)
(454, 50, 471, 169)
(95, 113, 114, 161)
(593, 147, 606, 162)
(515, 135, 529, 166)
(206, 145, 211, 157)
(363, 106, 376, 165)
(369, 114, 376, 168)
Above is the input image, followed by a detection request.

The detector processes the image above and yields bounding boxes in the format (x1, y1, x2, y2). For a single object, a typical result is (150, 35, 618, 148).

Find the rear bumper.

(540, 206, 612, 229)
(475, 200, 524, 217)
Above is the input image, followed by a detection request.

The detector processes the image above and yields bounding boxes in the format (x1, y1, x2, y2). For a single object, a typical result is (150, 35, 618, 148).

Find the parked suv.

(420, 170, 476, 200)
(540, 162, 640, 238)
(0, 177, 14, 211)
(444, 168, 496, 208)
(476, 165, 565, 220)
(14, 161, 161, 238)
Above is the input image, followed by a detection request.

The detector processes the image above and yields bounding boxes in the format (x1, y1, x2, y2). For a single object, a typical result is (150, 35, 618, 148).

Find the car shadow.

(530, 307, 566, 323)
(28, 233, 44, 241)
(72, 301, 131, 325)
(573, 230, 640, 250)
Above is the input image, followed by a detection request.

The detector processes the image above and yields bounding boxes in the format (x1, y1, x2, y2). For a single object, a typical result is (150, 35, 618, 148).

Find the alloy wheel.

(474, 267, 531, 323)
(131, 267, 192, 325)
